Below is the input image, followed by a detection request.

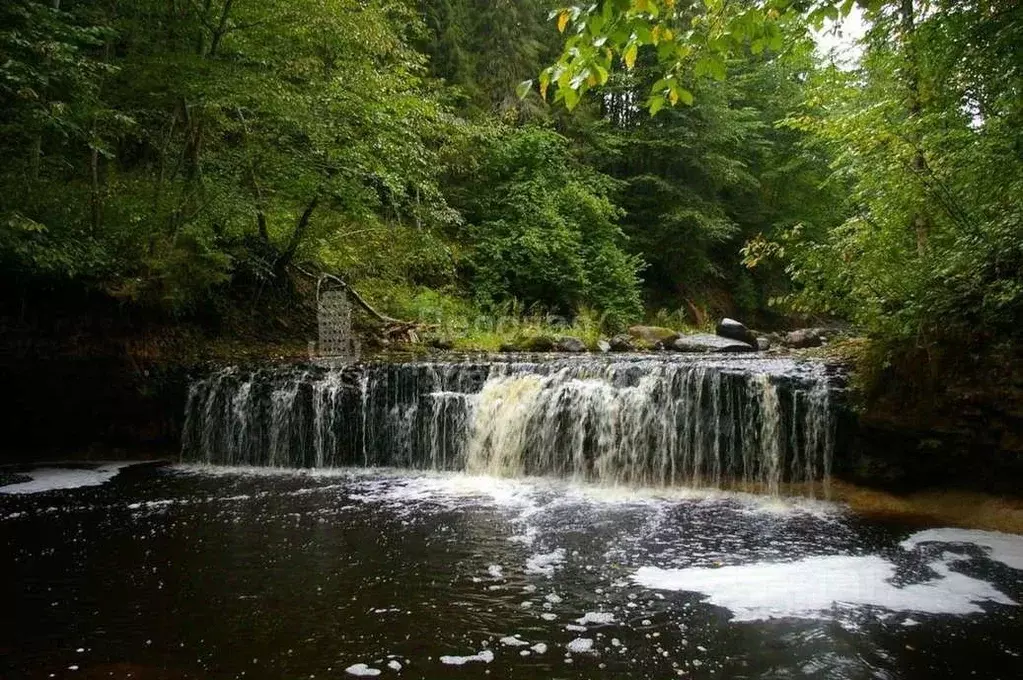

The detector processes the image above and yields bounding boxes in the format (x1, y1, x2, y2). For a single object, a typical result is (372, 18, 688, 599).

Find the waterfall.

(181, 356, 841, 496)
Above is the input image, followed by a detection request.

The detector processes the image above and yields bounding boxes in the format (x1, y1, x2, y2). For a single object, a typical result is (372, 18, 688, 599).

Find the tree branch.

(236, 107, 268, 241)
(276, 196, 319, 270)
(292, 265, 438, 341)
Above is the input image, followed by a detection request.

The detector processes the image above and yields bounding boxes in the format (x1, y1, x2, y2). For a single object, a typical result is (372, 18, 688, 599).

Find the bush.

(446, 125, 644, 330)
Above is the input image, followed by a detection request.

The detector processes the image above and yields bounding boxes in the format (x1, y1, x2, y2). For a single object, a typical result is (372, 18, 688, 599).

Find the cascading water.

(181, 355, 842, 496)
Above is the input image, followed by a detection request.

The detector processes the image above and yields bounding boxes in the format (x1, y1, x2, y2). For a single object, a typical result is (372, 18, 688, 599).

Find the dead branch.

(292, 264, 438, 341)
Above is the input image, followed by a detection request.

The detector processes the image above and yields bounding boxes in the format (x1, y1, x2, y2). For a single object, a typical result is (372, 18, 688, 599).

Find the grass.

(446, 307, 606, 352)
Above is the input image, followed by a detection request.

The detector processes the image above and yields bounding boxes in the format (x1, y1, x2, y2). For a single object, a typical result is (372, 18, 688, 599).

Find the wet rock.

(628, 325, 678, 349)
(609, 334, 634, 352)
(783, 329, 825, 349)
(716, 318, 757, 347)
(596, 339, 611, 353)
(428, 337, 454, 350)
(671, 334, 757, 353)
(756, 337, 771, 351)
(501, 336, 556, 352)
(555, 336, 587, 353)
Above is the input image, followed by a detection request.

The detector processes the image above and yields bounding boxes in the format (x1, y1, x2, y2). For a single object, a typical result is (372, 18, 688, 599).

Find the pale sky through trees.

(814, 7, 868, 69)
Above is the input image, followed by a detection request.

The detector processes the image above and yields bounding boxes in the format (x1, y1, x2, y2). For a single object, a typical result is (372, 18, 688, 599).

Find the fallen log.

(293, 265, 436, 343)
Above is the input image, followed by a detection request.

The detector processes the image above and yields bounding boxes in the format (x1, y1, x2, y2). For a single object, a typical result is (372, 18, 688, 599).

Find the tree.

(1, 0, 452, 313)
(445, 125, 644, 328)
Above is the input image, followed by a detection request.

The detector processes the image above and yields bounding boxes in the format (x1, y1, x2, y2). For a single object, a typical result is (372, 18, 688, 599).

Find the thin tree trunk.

(236, 107, 269, 242)
(277, 196, 320, 270)
(90, 146, 101, 234)
(208, 0, 235, 58)
(901, 0, 929, 255)
(29, 136, 41, 183)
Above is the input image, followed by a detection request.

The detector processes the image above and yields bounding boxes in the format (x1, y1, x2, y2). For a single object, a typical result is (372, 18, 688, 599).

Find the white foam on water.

(566, 638, 595, 653)
(439, 649, 494, 665)
(172, 464, 842, 516)
(540, 613, 557, 621)
(386, 660, 402, 671)
(525, 548, 566, 577)
(499, 636, 528, 647)
(0, 462, 139, 495)
(633, 553, 1017, 622)
(344, 663, 381, 676)
(565, 624, 587, 632)
(487, 565, 504, 579)
(531, 643, 548, 654)
(575, 611, 615, 626)
(901, 528, 1023, 571)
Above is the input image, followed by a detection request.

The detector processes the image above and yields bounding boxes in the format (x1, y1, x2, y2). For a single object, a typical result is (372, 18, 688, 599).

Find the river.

(2, 462, 1021, 679)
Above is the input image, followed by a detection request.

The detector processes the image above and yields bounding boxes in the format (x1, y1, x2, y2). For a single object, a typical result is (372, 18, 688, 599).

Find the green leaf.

(649, 94, 665, 116)
(624, 42, 638, 69)
(563, 86, 580, 110)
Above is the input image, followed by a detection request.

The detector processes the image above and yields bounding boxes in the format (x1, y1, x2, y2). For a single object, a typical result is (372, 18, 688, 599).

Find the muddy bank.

(0, 288, 310, 462)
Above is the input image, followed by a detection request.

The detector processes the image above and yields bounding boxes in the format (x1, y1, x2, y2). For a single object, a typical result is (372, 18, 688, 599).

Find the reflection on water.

(1, 463, 1021, 679)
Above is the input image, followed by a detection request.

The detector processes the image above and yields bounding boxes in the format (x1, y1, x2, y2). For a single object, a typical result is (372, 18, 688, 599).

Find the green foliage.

(588, 39, 841, 320)
(421, 0, 561, 117)
(445, 125, 644, 329)
(538, 0, 870, 113)
(15, 0, 1016, 362)
(753, 2, 1023, 344)
(1, 0, 451, 314)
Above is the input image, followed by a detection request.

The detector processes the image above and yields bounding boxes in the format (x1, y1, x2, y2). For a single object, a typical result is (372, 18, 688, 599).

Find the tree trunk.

(90, 146, 101, 234)
(901, 0, 929, 255)
(29, 136, 41, 183)
(276, 196, 320, 271)
(208, 0, 235, 58)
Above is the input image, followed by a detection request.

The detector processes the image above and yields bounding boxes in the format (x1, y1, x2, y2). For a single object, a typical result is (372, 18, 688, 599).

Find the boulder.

(522, 336, 556, 352)
(428, 337, 454, 350)
(783, 329, 824, 349)
(555, 336, 587, 353)
(500, 336, 556, 352)
(628, 325, 679, 349)
(596, 339, 611, 353)
(756, 336, 771, 351)
(670, 334, 757, 353)
(609, 334, 634, 352)
(715, 318, 757, 347)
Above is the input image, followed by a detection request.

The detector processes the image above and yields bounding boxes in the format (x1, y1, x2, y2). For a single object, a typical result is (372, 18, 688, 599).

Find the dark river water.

(2, 463, 1022, 679)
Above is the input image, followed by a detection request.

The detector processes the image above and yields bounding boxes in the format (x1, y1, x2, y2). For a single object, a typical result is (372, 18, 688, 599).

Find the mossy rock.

(500, 335, 557, 352)
(628, 325, 679, 350)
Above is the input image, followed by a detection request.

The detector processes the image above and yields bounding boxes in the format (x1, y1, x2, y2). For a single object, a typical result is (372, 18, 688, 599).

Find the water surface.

(2, 463, 1021, 679)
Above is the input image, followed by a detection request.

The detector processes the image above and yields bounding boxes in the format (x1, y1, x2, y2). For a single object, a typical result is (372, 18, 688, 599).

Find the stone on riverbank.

(628, 325, 679, 349)
(671, 334, 757, 353)
(716, 318, 757, 347)
(555, 336, 587, 353)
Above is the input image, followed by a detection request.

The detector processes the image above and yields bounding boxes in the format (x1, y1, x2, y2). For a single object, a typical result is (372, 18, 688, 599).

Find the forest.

(1, 1, 1021, 399)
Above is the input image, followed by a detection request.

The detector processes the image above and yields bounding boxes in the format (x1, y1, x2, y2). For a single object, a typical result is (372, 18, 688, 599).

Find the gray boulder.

(671, 334, 757, 353)
(783, 329, 824, 349)
(555, 336, 587, 353)
(716, 318, 757, 347)
(596, 339, 611, 353)
(756, 336, 771, 351)
(609, 334, 634, 352)
(428, 337, 454, 350)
